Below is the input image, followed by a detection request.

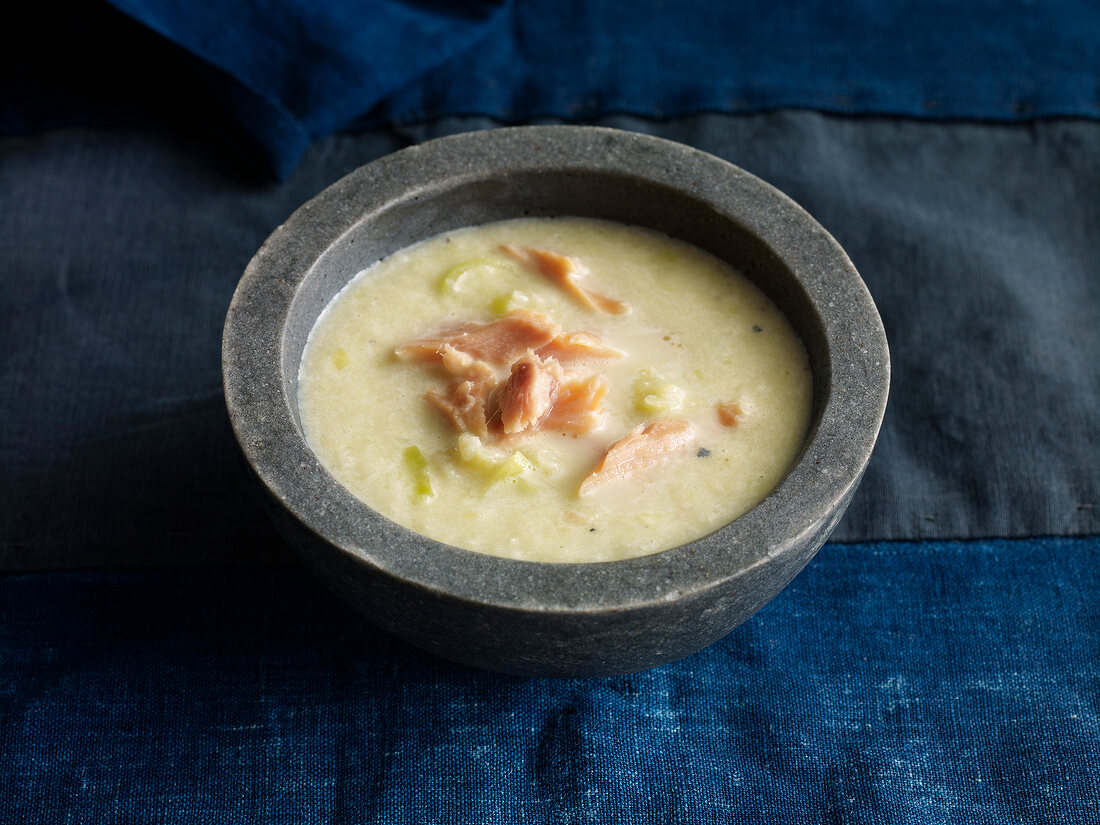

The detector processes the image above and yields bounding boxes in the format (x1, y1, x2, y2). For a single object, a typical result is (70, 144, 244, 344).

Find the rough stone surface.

(222, 126, 889, 676)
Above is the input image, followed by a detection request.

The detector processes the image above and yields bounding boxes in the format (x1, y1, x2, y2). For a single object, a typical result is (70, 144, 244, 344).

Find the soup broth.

(298, 217, 812, 563)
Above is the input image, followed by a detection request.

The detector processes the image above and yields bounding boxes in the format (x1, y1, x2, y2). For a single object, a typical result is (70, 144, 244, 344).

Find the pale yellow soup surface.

(298, 217, 812, 563)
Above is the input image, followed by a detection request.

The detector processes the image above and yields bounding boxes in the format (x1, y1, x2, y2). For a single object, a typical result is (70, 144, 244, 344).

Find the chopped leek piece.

(632, 367, 684, 414)
(491, 450, 536, 485)
(437, 257, 515, 294)
(402, 445, 433, 497)
(329, 347, 350, 370)
(489, 290, 530, 316)
(455, 433, 499, 475)
(454, 434, 536, 489)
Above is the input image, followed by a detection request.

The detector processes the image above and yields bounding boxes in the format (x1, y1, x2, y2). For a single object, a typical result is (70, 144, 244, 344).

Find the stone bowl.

(222, 125, 889, 677)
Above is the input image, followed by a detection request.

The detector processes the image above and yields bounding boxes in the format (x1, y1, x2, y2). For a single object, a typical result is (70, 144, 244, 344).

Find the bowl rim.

(222, 125, 889, 614)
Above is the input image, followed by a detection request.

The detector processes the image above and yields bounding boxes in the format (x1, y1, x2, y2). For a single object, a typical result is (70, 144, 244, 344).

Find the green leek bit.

(402, 445, 433, 497)
(437, 257, 515, 294)
(491, 451, 536, 485)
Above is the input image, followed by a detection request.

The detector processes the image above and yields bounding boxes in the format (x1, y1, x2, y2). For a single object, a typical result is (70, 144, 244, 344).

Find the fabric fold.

(92, 0, 1100, 176)
(105, 0, 510, 176)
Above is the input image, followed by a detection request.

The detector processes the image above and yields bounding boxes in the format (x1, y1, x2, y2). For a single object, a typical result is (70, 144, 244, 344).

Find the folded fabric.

(98, 0, 1100, 177)
(102, 0, 507, 177)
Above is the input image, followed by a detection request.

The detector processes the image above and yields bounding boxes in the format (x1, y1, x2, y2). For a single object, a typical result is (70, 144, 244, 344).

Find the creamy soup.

(298, 217, 812, 563)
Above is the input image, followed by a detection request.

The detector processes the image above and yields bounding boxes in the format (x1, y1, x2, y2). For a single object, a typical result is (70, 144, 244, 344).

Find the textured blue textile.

(2, 538, 1097, 822)
(4, 115, 1098, 571)
(3, 1, 1099, 819)
(104, 0, 507, 177)
(90, 0, 1100, 176)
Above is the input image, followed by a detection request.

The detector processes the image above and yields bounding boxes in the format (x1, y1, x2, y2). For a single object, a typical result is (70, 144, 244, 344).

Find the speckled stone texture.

(222, 126, 889, 676)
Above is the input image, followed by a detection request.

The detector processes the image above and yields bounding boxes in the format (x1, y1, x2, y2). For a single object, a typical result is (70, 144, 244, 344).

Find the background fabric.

(3, 114, 1098, 570)
(2, 1, 1098, 822)
(8, 1, 1100, 178)
(3, 538, 1098, 823)
(103, 0, 1100, 177)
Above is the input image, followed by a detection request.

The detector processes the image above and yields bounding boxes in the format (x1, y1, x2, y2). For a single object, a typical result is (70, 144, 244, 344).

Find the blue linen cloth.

(92, 0, 1100, 177)
(2, 538, 1097, 823)
(3, 0, 1100, 821)
(4, 114, 1097, 570)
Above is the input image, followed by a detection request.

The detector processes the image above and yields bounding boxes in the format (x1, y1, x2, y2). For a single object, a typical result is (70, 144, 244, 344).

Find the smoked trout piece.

(439, 344, 495, 382)
(494, 352, 565, 435)
(541, 374, 609, 435)
(716, 400, 746, 427)
(424, 374, 496, 438)
(395, 309, 561, 366)
(536, 330, 625, 365)
(579, 418, 695, 495)
(500, 245, 630, 315)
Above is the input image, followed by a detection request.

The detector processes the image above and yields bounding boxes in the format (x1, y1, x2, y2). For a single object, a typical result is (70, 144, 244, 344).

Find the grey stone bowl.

(223, 126, 889, 677)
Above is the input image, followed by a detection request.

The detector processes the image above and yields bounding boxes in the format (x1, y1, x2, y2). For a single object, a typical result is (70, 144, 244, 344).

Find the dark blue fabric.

(103, 0, 508, 177)
(3, 2, 1099, 818)
(4, 115, 1098, 571)
(2, 537, 1097, 822)
(16, 0, 1092, 177)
